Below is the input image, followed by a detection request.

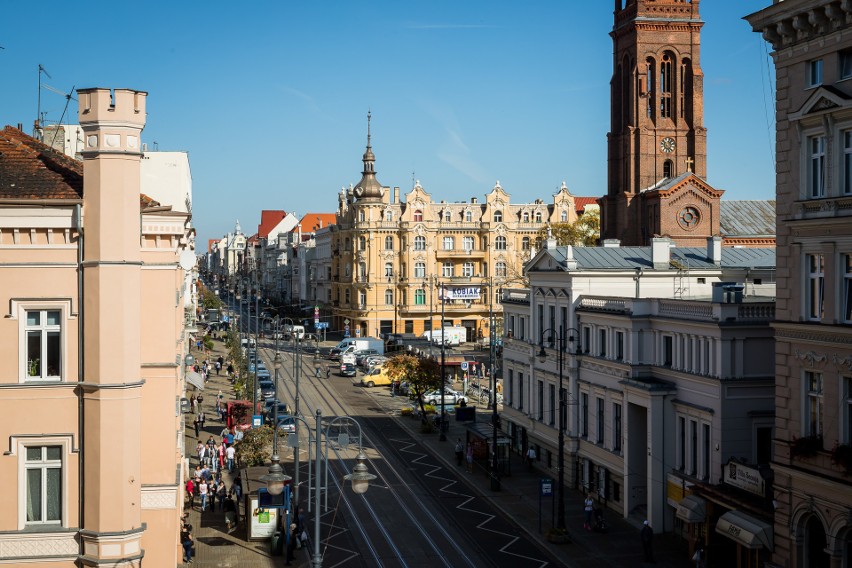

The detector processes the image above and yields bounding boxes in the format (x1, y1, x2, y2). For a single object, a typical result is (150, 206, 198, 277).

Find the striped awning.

(186, 371, 204, 391)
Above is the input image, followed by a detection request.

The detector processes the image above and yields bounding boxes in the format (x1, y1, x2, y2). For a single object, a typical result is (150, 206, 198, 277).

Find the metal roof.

(544, 245, 775, 271)
(721, 200, 776, 237)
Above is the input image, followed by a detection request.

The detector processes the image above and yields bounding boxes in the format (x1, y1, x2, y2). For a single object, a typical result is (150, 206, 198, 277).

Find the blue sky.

(1, 1, 776, 248)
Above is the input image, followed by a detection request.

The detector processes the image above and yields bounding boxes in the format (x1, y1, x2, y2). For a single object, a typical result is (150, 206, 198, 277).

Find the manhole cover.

(197, 536, 231, 547)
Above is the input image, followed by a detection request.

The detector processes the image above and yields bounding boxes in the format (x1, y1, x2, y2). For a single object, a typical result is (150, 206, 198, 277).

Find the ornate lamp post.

(260, 351, 291, 496)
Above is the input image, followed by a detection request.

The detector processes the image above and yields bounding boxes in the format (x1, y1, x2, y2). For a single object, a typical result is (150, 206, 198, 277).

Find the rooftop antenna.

(36, 64, 51, 138)
(412, 171, 416, 189)
(48, 84, 76, 151)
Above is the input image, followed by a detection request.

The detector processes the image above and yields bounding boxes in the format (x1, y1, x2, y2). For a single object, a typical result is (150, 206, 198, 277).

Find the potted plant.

(830, 443, 852, 474)
(27, 359, 39, 377)
(790, 434, 823, 459)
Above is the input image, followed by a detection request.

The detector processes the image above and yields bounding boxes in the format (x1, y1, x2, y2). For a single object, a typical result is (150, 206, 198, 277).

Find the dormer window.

(465, 210, 473, 222)
(494, 210, 503, 222)
(444, 210, 451, 222)
(414, 210, 423, 222)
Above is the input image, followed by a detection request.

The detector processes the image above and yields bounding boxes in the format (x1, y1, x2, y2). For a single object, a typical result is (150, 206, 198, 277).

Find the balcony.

(501, 288, 530, 305)
(435, 248, 486, 259)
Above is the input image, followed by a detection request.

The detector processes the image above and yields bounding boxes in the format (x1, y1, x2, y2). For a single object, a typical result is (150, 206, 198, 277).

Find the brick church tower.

(600, 0, 722, 246)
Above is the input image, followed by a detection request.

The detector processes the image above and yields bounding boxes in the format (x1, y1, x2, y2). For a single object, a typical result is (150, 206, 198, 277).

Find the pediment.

(651, 173, 723, 201)
(789, 86, 852, 121)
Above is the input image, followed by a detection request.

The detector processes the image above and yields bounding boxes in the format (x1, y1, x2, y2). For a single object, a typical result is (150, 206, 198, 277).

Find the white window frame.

(494, 210, 502, 222)
(385, 289, 393, 305)
(443, 237, 454, 251)
(442, 262, 453, 278)
(14, 435, 73, 529)
(808, 135, 826, 198)
(414, 262, 426, 279)
(384, 236, 393, 250)
(495, 236, 506, 251)
(462, 262, 474, 277)
(443, 210, 451, 222)
(463, 236, 475, 251)
(806, 253, 825, 322)
(808, 58, 823, 87)
(806, 370, 824, 438)
(465, 210, 473, 222)
(522, 237, 531, 251)
(495, 262, 507, 278)
(16, 300, 71, 383)
(358, 291, 367, 306)
(843, 254, 852, 324)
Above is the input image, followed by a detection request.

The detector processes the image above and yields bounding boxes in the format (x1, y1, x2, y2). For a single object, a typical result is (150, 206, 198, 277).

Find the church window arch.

(646, 57, 656, 120)
(663, 159, 673, 179)
(660, 52, 674, 119)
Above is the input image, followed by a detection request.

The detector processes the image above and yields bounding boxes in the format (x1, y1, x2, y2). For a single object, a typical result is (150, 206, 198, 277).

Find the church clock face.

(660, 137, 676, 153)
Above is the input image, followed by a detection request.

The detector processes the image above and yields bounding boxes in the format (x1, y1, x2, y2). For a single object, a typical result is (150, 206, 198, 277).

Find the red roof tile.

(574, 197, 600, 214)
(293, 212, 335, 235)
(258, 210, 287, 239)
(0, 126, 82, 199)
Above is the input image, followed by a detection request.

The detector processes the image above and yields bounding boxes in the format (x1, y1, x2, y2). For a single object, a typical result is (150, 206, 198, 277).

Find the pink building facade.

(0, 88, 195, 566)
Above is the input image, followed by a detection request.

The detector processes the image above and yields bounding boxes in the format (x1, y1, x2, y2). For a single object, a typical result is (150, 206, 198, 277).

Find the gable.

(789, 85, 852, 121)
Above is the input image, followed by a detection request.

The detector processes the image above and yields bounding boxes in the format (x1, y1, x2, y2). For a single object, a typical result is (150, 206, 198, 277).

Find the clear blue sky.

(1, 1, 776, 249)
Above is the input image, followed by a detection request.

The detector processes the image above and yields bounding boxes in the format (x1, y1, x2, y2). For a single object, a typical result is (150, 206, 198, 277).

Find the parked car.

(258, 379, 276, 399)
(361, 355, 387, 371)
(256, 369, 271, 380)
(421, 388, 467, 406)
(276, 415, 297, 433)
(264, 401, 289, 420)
(339, 363, 357, 377)
(354, 349, 381, 366)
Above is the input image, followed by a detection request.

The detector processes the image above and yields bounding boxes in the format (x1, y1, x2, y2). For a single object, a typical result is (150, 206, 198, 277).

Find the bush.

(235, 425, 273, 467)
(400, 407, 414, 417)
(790, 435, 823, 459)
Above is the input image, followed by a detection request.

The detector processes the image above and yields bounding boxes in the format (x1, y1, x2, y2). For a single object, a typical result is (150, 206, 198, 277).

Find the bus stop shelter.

(465, 422, 512, 477)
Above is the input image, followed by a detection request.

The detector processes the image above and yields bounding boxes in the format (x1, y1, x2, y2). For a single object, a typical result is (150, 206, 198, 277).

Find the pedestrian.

(215, 360, 221, 375)
(692, 545, 704, 568)
(233, 472, 243, 502)
(326, 367, 330, 379)
(454, 438, 464, 466)
(227, 362, 234, 376)
(465, 443, 474, 473)
(193, 416, 199, 438)
(226, 444, 236, 473)
(185, 477, 195, 509)
(199, 479, 209, 512)
(526, 446, 537, 469)
(584, 494, 595, 531)
(181, 520, 194, 564)
(209, 477, 218, 511)
(190, 395, 197, 414)
(217, 479, 227, 512)
(223, 493, 237, 532)
(641, 520, 654, 563)
(218, 442, 225, 471)
(198, 411, 205, 431)
(285, 522, 297, 565)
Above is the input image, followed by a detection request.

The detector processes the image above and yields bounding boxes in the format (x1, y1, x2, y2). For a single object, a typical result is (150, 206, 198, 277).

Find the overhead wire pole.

(439, 282, 447, 441)
(489, 278, 500, 491)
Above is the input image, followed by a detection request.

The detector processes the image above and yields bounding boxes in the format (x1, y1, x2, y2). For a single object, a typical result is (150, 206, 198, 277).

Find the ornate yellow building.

(330, 118, 589, 341)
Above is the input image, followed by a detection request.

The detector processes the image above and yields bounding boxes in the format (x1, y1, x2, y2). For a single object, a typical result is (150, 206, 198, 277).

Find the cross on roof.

(685, 156, 694, 173)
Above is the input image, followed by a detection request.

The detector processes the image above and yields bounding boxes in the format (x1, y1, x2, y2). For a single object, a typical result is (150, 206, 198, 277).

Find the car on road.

(339, 363, 357, 377)
(276, 415, 297, 433)
(354, 349, 381, 366)
(256, 369, 271, 380)
(258, 379, 276, 399)
(264, 401, 289, 420)
(421, 389, 467, 406)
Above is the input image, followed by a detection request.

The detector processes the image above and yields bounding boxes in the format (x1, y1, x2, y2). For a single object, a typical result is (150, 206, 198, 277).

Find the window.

(582, 326, 591, 353)
(842, 49, 852, 80)
(344, 289, 350, 304)
(561, 210, 568, 222)
(359, 291, 366, 306)
(615, 331, 624, 361)
(663, 335, 673, 367)
(613, 403, 622, 452)
(442, 262, 453, 278)
(495, 262, 507, 277)
(806, 371, 824, 438)
(463, 236, 475, 251)
(465, 210, 473, 222)
(538, 381, 544, 420)
(385, 210, 394, 221)
(809, 135, 826, 198)
(844, 255, 852, 323)
(845, 131, 852, 195)
(414, 262, 426, 279)
(462, 262, 474, 277)
(808, 58, 823, 87)
(690, 419, 698, 476)
(660, 52, 673, 118)
(596, 397, 605, 444)
(844, 377, 852, 444)
(702, 423, 711, 480)
(359, 236, 366, 250)
(385, 262, 393, 278)
(25, 310, 61, 380)
(25, 445, 62, 525)
(549, 384, 556, 426)
(522, 211, 530, 223)
(443, 210, 451, 222)
(359, 262, 366, 279)
(807, 254, 824, 321)
(415, 289, 426, 305)
(598, 328, 607, 357)
(663, 159, 673, 178)
(494, 210, 502, 222)
(414, 236, 426, 251)
(385, 289, 393, 305)
(384, 236, 393, 250)
(518, 372, 524, 410)
(535, 211, 543, 223)
(344, 237, 351, 251)
(413, 210, 423, 222)
(443, 236, 454, 250)
(522, 237, 531, 251)
(581, 393, 589, 438)
(495, 236, 506, 250)
(358, 210, 365, 222)
(678, 417, 686, 470)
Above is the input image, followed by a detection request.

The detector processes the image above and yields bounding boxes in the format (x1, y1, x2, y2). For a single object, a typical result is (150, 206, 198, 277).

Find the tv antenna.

(36, 64, 51, 135)
(48, 84, 76, 150)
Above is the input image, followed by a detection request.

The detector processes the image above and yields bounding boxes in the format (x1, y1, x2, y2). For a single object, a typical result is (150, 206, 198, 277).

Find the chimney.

(707, 236, 722, 264)
(564, 244, 578, 270)
(393, 186, 399, 203)
(471, 197, 478, 204)
(602, 239, 621, 248)
(712, 282, 745, 303)
(651, 237, 672, 269)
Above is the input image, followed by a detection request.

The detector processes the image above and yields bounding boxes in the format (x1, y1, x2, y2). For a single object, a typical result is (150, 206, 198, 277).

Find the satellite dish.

(179, 250, 196, 271)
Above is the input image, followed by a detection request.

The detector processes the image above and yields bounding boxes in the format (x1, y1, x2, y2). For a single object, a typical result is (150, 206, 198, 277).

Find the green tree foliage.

(200, 285, 224, 310)
(536, 209, 601, 247)
(235, 425, 273, 467)
(383, 354, 442, 422)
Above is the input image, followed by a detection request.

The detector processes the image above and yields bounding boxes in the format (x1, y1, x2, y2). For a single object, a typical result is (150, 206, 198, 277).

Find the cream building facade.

(330, 121, 588, 340)
(747, 2, 852, 566)
(0, 89, 196, 566)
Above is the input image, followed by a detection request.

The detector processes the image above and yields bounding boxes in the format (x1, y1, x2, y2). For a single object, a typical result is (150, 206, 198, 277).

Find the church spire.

(354, 110, 383, 199)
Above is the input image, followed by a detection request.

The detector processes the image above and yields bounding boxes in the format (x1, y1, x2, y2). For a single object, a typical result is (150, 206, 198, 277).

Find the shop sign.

(723, 461, 765, 497)
(441, 286, 481, 300)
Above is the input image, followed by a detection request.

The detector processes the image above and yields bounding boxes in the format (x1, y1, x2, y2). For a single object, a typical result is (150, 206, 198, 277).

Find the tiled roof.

(574, 197, 599, 214)
(294, 212, 336, 233)
(0, 126, 82, 199)
(258, 210, 287, 239)
(720, 200, 776, 237)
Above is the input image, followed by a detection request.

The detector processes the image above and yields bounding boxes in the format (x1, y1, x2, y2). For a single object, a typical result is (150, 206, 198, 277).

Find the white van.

(284, 324, 305, 340)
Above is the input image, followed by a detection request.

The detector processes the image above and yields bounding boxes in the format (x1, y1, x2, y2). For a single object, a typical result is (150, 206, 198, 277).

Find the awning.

(676, 495, 707, 524)
(715, 510, 773, 550)
(186, 371, 205, 391)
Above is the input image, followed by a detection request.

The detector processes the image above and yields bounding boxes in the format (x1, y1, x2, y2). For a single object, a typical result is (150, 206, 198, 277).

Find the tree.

(536, 209, 601, 247)
(383, 354, 443, 423)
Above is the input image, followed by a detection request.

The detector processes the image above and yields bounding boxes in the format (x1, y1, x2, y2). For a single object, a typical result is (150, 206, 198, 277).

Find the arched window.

(384, 262, 393, 278)
(535, 211, 543, 223)
(414, 236, 426, 250)
(359, 262, 366, 279)
(444, 210, 451, 222)
(344, 237, 351, 251)
(345, 263, 351, 277)
(384, 236, 393, 250)
(663, 159, 673, 178)
(358, 210, 365, 222)
(522, 211, 530, 223)
(522, 237, 531, 251)
(646, 57, 656, 119)
(561, 210, 568, 222)
(385, 289, 394, 305)
(359, 236, 366, 250)
(414, 210, 423, 222)
(463, 236, 475, 251)
(414, 262, 426, 278)
(385, 210, 394, 221)
(496, 262, 507, 277)
(495, 236, 507, 250)
(465, 210, 473, 222)
(415, 289, 426, 305)
(494, 210, 503, 222)
(660, 52, 673, 119)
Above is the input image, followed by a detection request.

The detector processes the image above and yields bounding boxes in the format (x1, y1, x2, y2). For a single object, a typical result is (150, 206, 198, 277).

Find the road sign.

(355, 328, 361, 337)
(344, 324, 350, 331)
(540, 478, 553, 497)
(460, 362, 469, 371)
(315, 322, 329, 330)
(344, 319, 350, 325)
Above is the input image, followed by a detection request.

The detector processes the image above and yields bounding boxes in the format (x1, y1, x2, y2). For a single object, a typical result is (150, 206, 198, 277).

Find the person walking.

(193, 416, 199, 438)
(584, 494, 595, 531)
(191, 395, 198, 414)
(454, 439, 464, 466)
(217, 479, 227, 512)
(465, 443, 474, 473)
(185, 477, 195, 510)
(641, 520, 654, 563)
(198, 411, 205, 431)
(199, 479, 209, 513)
(226, 443, 236, 473)
(181, 520, 194, 564)
(285, 522, 298, 565)
(526, 446, 537, 469)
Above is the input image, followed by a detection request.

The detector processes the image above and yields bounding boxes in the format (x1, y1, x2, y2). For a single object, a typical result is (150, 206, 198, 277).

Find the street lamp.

(537, 327, 578, 531)
(485, 279, 500, 492)
(439, 281, 447, 442)
(282, 316, 303, 506)
(260, 352, 291, 495)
